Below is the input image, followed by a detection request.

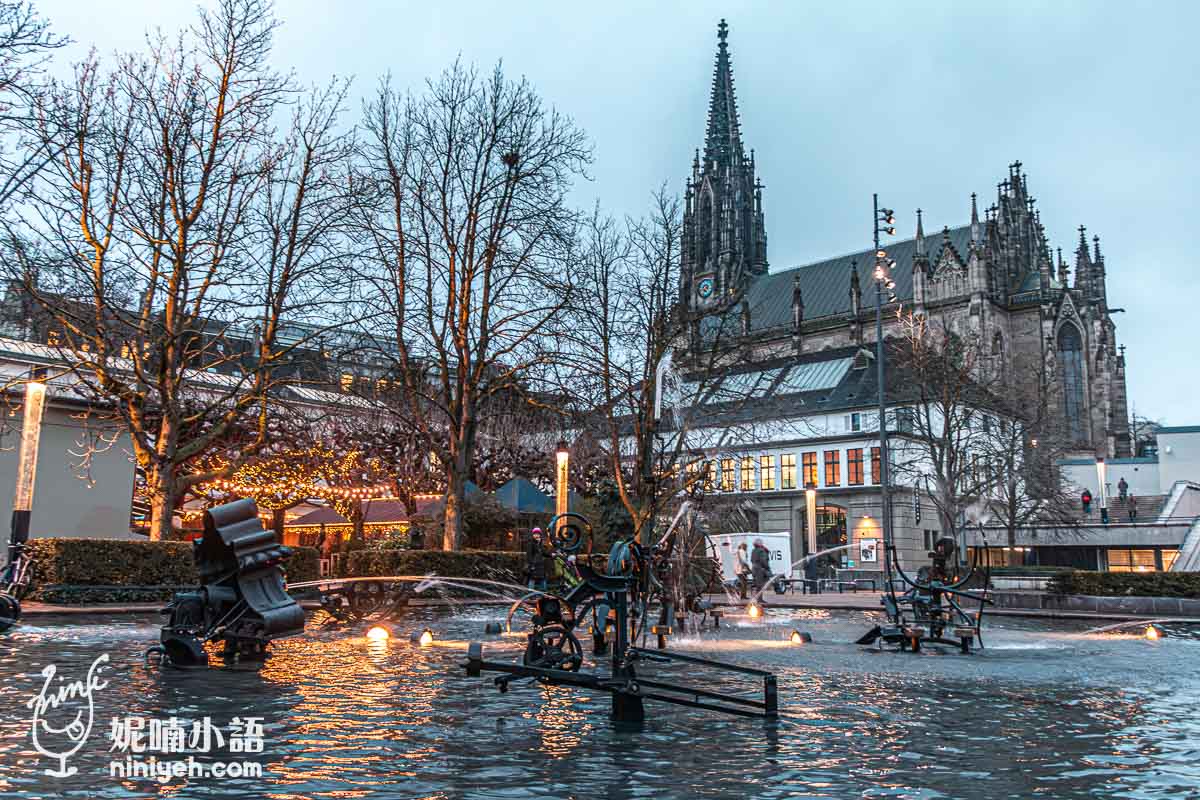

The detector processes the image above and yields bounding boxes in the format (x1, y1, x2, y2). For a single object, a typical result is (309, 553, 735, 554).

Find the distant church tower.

(680, 20, 767, 313)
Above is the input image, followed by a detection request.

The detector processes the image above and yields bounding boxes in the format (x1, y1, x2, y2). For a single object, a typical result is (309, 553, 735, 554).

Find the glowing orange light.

(747, 603, 761, 619)
(366, 625, 390, 641)
(418, 628, 434, 647)
(1145, 625, 1161, 641)
(790, 630, 805, 644)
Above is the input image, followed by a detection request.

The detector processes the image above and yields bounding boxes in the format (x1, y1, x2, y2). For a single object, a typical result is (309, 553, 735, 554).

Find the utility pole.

(873, 195, 897, 557)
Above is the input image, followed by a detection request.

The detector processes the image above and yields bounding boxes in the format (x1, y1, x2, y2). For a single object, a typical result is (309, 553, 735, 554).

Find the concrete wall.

(1061, 458, 1160, 499)
(1158, 430, 1200, 492)
(0, 404, 137, 540)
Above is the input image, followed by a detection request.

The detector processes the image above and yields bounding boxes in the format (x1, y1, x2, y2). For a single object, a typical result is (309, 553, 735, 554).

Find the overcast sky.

(38, 0, 1200, 424)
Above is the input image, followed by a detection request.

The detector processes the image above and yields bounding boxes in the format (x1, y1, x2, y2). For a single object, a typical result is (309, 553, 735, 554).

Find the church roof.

(743, 224, 974, 331)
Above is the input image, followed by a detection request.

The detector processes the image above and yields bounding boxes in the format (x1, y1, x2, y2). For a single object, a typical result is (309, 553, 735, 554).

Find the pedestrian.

(526, 529, 547, 591)
(751, 538, 772, 597)
(1081, 489, 1093, 514)
(1117, 477, 1129, 501)
(734, 542, 751, 599)
(1128, 494, 1138, 522)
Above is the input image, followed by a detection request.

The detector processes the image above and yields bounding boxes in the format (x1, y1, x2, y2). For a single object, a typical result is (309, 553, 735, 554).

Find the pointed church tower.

(680, 20, 767, 313)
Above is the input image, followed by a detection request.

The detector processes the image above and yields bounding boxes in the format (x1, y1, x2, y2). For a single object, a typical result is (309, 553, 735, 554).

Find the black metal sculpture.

(857, 535, 992, 653)
(150, 498, 305, 667)
(465, 512, 778, 723)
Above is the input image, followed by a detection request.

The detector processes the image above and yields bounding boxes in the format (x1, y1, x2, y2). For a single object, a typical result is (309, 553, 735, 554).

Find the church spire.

(970, 192, 981, 246)
(914, 208, 926, 258)
(703, 19, 744, 171)
(1074, 224, 1092, 294)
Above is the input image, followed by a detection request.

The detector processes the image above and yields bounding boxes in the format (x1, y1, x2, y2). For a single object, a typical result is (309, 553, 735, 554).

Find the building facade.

(677, 21, 1135, 570)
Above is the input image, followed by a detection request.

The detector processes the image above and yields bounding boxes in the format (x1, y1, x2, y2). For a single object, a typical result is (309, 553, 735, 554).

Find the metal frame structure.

(464, 512, 778, 723)
(859, 535, 993, 654)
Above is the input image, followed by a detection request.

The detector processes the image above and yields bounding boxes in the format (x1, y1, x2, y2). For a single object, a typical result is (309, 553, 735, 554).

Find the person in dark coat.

(1128, 495, 1138, 522)
(526, 529, 548, 591)
(750, 538, 772, 595)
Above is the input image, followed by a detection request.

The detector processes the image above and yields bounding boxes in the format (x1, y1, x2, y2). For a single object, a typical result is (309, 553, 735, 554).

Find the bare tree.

(11, 0, 356, 539)
(0, 1, 65, 210)
(981, 353, 1083, 550)
(352, 62, 589, 550)
(559, 191, 761, 547)
(890, 313, 998, 544)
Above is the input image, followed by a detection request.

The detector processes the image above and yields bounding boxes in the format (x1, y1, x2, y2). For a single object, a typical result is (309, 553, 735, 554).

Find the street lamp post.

(554, 439, 570, 536)
(8, 368, 47, 565)
(873, 194, 897, 562)
(805, 482, 818, 558)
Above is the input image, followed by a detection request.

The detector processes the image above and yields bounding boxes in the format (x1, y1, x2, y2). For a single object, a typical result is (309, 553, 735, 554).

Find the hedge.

(1046, 570, 1200, 599)
(24, 538, 319, 603)
(347, 549, 527, 586)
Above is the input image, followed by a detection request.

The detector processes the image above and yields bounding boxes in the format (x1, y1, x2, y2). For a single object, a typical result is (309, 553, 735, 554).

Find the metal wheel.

(0, 592, 19, 633)
(523, 624, 583, 672)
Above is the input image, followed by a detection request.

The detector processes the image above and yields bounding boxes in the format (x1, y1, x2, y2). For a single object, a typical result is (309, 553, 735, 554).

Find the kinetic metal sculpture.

(465, 511, 777, 723)
(150, 498, 305, 667)
(858, 535, 992, 653)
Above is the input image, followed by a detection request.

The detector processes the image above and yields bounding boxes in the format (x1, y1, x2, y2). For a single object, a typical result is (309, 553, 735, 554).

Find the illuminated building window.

(340, 373, 353, 392)
(780, 454, 796, 489)
(720, 458, 735, 492)
(823, 451, 840, 486)
(871, 447, 881, 484)
(1107, 548, 1158, 573)
(847, 448, 864, 485)
(739, 456, 756, 491)
(758, 455, 775, 490)
(802, 452, 817, 487)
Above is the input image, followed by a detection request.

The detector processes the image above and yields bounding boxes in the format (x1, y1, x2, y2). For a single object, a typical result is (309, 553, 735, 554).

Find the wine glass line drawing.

(26, 654, 110, 778)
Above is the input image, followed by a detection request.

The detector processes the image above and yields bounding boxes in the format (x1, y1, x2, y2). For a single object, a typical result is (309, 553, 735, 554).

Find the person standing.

(734, 542, 751, 599)
(526, 529, 547, 591)
(751, 538, 772, 596)
(1118, 477, 1129, 501)
(1128, 495, 1138, 522)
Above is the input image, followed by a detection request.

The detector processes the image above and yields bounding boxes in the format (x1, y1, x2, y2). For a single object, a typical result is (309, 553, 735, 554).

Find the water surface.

(0, 609, 1196, 799)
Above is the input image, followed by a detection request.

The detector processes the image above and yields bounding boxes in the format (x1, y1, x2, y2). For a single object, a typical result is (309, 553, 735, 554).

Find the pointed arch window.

(1057, 323, 1086, 443)
(697, 188, 713, 270)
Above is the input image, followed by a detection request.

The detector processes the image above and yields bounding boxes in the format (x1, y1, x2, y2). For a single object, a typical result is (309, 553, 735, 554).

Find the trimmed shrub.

(347, 549, 526, 587)
(27, 539, 197, 587)
(285, 547, 320, 584)
(1047, 570, 1200, 599)
(987, 566, 1075, 576)
(24, 538, 319, 603)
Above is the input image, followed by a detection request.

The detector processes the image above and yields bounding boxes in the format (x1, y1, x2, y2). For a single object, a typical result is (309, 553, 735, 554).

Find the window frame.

(759, 454, 776, 490)
(780, 454, 796, 490)
(847, 448, 864, 485)
(823, 450, 840, 487)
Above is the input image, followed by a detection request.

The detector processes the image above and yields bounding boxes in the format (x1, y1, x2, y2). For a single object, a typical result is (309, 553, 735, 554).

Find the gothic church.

(679, 21, 1131, 459)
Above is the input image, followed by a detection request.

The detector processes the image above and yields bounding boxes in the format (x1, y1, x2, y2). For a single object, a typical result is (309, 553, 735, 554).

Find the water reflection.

(0, 609, 1196, 799)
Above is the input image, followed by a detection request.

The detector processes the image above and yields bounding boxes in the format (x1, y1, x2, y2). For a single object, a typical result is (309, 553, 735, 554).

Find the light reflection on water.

(0, 609, 1196, 799)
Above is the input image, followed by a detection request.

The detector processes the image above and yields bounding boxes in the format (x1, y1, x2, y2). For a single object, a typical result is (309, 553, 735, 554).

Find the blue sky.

(39, 0, 1200, 424)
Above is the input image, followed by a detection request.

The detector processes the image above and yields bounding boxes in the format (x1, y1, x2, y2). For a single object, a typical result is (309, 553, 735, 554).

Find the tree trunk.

(351, 502, 365, 546)
(443, 475, 465, 551)
(273, 508, 286, 542)
(147, 469, 176, 541)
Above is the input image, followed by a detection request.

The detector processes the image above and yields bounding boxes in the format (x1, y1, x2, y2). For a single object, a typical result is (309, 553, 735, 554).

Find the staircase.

(1078, 493, 1168, 525)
